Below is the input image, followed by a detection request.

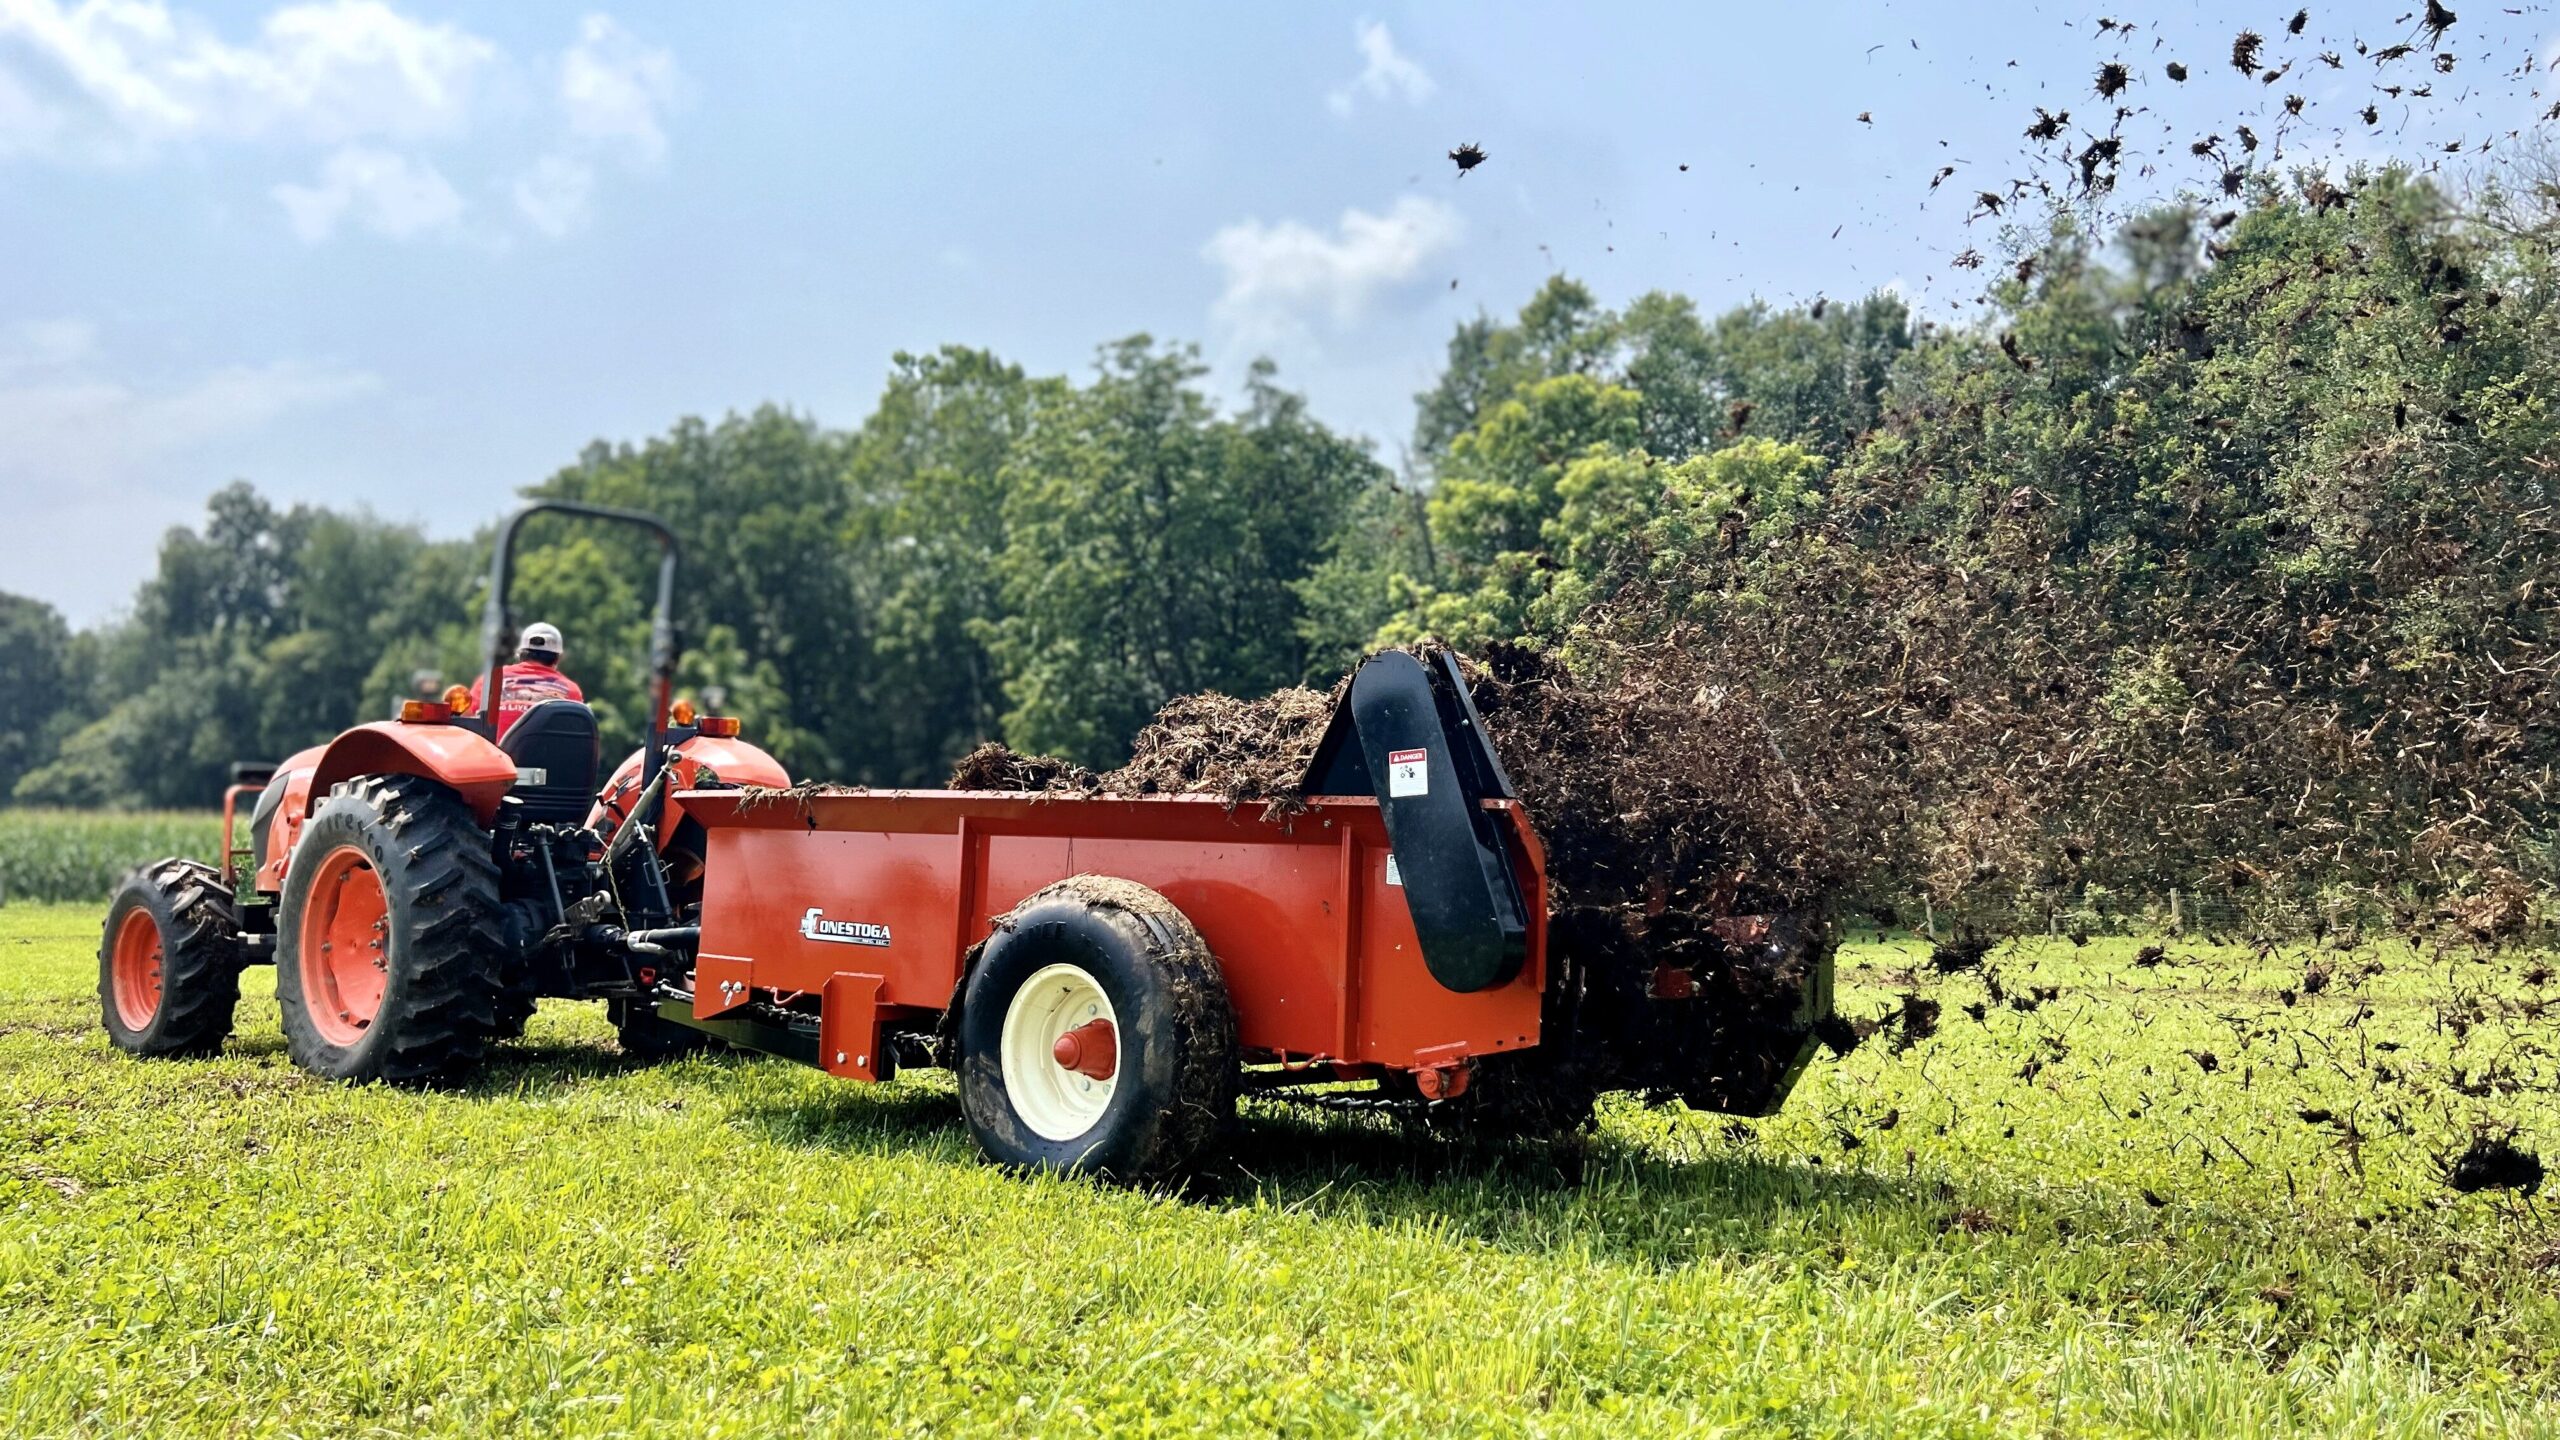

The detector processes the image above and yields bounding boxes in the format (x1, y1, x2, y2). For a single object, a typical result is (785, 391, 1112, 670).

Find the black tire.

(610, 997, 720, 1062)
(98, 858, 242, 1058)
(958, 876, 1237, 1181)
(276, 775, 508, 1086)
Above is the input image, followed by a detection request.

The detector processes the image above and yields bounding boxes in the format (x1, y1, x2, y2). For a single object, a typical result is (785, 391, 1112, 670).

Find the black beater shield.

(1303, 651, 1529, 993)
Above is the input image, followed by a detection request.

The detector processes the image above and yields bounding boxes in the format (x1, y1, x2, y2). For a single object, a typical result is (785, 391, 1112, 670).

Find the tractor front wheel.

(98, 858, 243, 1058)
(276, 775, 507, 1086)
(958, 876, 1237, 1181)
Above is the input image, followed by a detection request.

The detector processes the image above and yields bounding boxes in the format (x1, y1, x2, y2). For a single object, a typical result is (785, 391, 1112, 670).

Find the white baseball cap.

(519, 621, 564, 655)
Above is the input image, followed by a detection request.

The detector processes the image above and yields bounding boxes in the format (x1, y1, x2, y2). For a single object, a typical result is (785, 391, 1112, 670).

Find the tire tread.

(280, 775, 506, 1086)
(98, 857, 242, 1058)
(965, 875, 1238, 1181)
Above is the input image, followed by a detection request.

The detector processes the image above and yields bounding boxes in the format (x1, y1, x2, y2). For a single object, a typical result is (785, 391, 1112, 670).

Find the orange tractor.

(103, 505, 1833, 1179)
(100, 502, 789, 1084)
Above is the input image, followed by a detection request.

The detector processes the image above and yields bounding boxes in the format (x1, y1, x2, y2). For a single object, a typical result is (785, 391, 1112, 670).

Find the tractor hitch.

(609, 925, 700, 960)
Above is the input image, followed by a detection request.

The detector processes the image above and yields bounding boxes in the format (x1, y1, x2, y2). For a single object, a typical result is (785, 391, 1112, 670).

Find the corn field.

(0, 809, 222, 905)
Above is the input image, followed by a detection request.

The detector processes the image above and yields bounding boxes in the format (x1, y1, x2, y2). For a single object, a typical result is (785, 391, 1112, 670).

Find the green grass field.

(2, 901, 2556, 1438)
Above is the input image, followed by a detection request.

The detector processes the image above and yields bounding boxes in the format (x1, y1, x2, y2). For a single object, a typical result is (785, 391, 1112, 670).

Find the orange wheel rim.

(111, 908, 162, 1031)
(302, 845, 391, 1047)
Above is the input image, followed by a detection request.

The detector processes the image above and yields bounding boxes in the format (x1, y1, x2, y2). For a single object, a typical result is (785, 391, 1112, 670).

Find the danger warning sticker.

(1386, 747, 1428, 798)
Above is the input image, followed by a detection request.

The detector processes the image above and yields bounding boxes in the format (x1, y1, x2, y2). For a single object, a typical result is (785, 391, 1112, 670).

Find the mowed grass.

(2, 904, 2557, 1438)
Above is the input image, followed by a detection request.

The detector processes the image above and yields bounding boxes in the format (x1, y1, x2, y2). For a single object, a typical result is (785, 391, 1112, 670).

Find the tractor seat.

(499, 699, 602, 825)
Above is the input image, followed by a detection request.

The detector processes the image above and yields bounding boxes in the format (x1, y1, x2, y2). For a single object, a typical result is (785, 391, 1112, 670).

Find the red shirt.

(467, 661, 585, 740)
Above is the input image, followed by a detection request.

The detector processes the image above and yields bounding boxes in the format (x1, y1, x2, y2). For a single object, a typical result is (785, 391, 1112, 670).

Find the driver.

(468, 621, 584, 740)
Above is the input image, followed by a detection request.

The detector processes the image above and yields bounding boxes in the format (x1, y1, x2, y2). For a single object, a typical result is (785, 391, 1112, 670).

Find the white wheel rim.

(1000, 962, 1119, 1142)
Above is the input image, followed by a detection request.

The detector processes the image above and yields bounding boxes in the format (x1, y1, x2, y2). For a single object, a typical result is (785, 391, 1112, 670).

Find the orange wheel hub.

(1051, 1018, 1118, 1081)
(110, 908, 162, 1032)
(302, 845, 391, 1047)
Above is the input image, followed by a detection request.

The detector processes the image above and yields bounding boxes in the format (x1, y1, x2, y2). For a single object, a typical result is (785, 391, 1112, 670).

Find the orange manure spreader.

(102, 505, 1833, 1181)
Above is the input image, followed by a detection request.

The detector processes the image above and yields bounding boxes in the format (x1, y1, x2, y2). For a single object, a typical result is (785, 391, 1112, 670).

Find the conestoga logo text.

(800, 908, 892, 947)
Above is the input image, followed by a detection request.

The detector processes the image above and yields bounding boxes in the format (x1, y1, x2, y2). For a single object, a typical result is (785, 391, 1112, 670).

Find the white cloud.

(1875, 275, 1948, 326)
(558, 12, 679, 163)
(271, 143, 462, 241)
(0, 4, 682, 244)
(510, 151, 593, 237)
(0, 316, 98, 377)
(0, 320, 379, 618)
(505, 13, 679, 239)
(1326, 19, 1434, 117)
(1204, 195, 1463, 349)
(0, 0, 496, 160)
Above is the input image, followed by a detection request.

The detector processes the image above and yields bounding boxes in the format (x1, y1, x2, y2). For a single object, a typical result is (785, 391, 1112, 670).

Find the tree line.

(4, 164, 2553, 919)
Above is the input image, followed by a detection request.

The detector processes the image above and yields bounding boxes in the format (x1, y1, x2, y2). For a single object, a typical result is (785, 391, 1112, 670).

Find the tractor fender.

(302, 721, 517, 828)
(588, 733, 791, 845)
(251, 743, 327, 894)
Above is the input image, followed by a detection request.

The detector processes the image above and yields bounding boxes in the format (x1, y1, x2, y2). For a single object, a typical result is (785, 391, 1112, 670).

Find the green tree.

(1699, 293, 1911, 453)
(845, 347, 1055, 782)
(1380, 374, 1645, 647)
(136, 481, 304, 646)
(1427, 373, 1643, 566)
(1411, 277, 1616, 464)
(1411, 276, 1911, 471)
(531, 407, 859, 775)
(1292, 477, 1435, 681)
(983, 342, 1383, 763)
(0, 593, 72, 796)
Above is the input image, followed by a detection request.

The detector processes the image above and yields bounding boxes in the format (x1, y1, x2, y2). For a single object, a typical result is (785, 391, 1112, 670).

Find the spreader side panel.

(694, 825, 971, 1012)
(687, 791, 1544, 1067)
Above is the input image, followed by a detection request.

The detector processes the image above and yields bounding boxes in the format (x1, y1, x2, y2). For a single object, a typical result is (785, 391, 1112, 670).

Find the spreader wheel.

(959, 876, 1237, 1181)
(276, 774, 507, 1086)
(98, 858, 242, 1058)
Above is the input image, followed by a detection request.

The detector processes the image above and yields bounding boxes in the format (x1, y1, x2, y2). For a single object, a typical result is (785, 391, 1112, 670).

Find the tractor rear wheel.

(958, 876, 1237, 1181)
(98, 858, 242, 1058)
(276, 775, 507, 1086)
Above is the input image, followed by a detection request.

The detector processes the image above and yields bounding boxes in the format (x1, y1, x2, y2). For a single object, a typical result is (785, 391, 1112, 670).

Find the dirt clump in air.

(1931, 934, 1997, 974)
(1457, 641, 1834, 915)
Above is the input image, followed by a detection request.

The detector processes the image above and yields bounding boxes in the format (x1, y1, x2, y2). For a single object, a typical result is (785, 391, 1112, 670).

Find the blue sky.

(4, 1, 2551, 623)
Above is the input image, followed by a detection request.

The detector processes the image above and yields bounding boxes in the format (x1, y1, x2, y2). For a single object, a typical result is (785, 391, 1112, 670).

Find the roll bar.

(475, 500, 683, 798)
